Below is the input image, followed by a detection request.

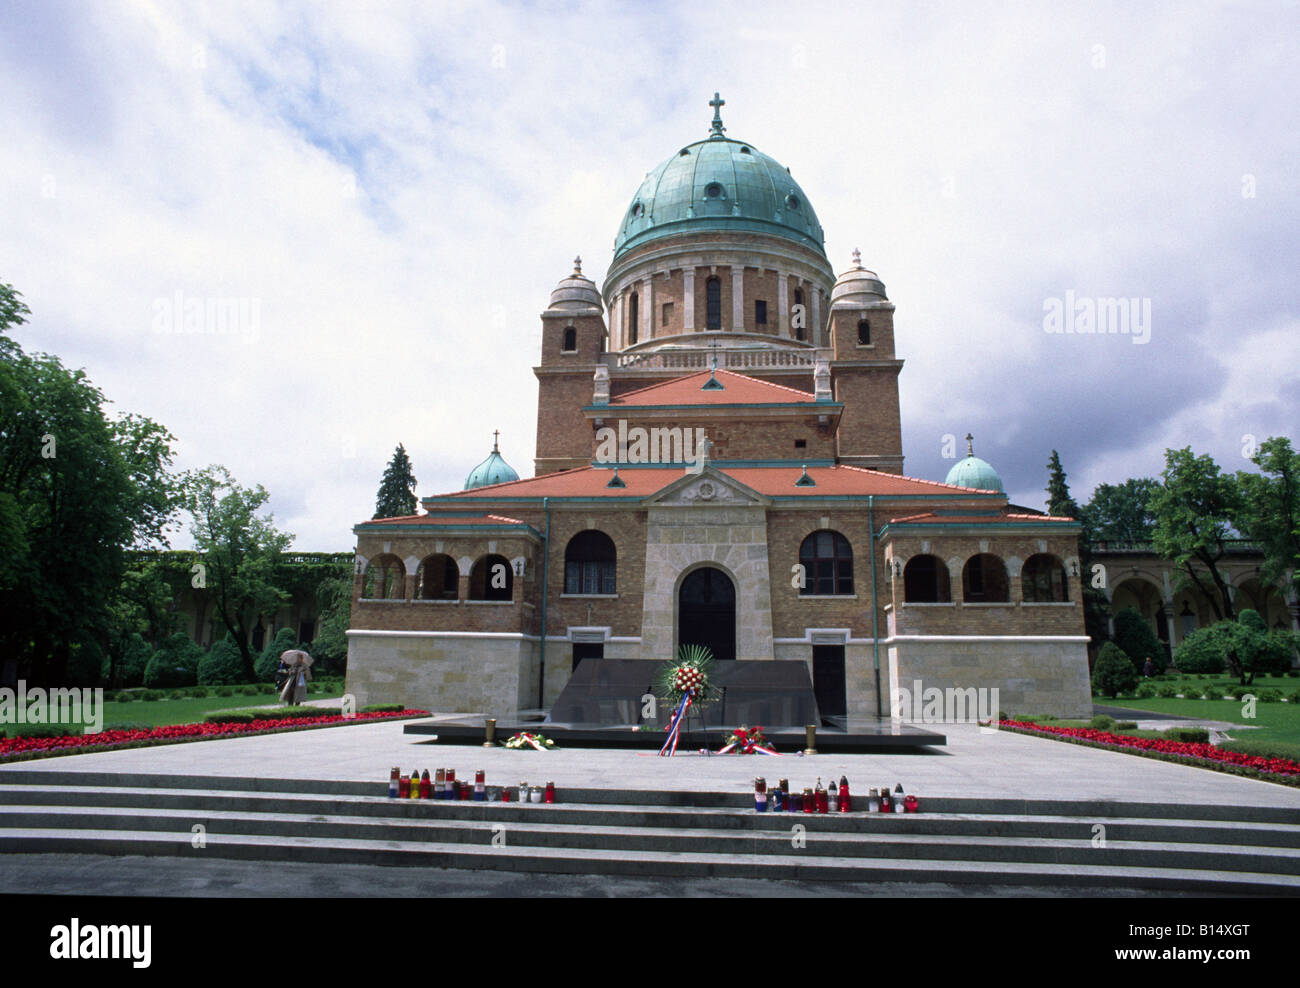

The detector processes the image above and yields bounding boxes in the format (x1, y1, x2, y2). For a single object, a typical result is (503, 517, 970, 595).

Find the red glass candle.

(904, 794, 919, 813)
(839, 776, 851, 813)
(802, 788, 814, 813)
(398, 774, 409, 799)
(419, 769, 431, 799)
(545, 781, 555, 804)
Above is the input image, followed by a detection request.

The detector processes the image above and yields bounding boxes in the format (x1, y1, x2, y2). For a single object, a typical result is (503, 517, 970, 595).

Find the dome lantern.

(464, 431, 520, 490)
(944, 434, 1004, 492)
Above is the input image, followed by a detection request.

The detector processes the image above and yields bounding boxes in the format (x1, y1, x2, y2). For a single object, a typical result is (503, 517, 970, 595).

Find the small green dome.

(613, 95, 826, 261)
(945, 455, 1004, 493)
(464, 434, 519, 490)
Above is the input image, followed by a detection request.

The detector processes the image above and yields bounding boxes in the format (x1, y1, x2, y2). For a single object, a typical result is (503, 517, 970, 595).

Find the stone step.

(3, 803, 1299, 875)
(2, 826, 1297, 894)
(2, 783, 1298, 848)
(2, 771, 1297, 824)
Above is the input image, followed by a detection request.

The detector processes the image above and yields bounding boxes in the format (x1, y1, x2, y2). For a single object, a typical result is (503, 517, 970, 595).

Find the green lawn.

(3, 683, 347, 735)
(1098, 696, 1300, 746)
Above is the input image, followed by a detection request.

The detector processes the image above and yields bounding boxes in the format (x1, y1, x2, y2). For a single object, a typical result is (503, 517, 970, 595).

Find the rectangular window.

(794, 439, 807, 449)
(755, 300, 767, 325)
(662, 302, 673, 326)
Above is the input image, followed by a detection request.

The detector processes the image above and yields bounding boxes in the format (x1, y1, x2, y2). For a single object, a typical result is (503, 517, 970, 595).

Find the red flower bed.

(999, 719, 1300, 780)
(0, 709, 429, 760)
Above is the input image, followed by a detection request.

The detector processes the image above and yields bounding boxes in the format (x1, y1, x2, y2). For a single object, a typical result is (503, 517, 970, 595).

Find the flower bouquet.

(653, 644, 719, 756)
(718, 725, 778, 755)
(502, 732, 555, 751)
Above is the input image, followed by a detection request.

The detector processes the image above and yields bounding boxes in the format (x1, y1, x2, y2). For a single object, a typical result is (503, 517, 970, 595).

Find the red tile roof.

(431, 464, 1003, 501)
(360, 513, 526, 526)
(606, 369, 820, 406)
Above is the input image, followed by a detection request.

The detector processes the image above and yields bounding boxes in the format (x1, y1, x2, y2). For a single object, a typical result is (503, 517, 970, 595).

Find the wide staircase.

(0, 770, 1297, 893)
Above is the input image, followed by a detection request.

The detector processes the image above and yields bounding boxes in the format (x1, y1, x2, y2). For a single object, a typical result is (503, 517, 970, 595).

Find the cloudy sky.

(2, 0, 1296, 549)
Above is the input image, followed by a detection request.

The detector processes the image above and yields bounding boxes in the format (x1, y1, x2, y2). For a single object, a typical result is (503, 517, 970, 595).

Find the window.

(793, 288, 804, 340)
(786, 194, 800, 210)
(416, 553, 459, 600)
(857, 319, 870, 345)
(794, 439, 807, 449)
(564, 530, 616, 595)
(628, 292, 638, 344)
(363, 554, 406, 599)
(562, 326, 577, 352)
(755, 300, 767, 325)
(903, 555, 951, 603)
(662, 301, 673, 327)
(705, 182, 723, 199)
(799, 530, 854, 595)
(469, 554, 513, 601)
(706, 277, 721, 329)
(962, 554, 1009, 603)
(1022, 554, 1068, 602)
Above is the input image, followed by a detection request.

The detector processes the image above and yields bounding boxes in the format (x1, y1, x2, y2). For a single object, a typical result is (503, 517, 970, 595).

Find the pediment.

(642, 467, 770, 507)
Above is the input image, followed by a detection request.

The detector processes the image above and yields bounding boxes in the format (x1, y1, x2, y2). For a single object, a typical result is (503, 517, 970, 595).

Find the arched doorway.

(678, 566, 735, 662)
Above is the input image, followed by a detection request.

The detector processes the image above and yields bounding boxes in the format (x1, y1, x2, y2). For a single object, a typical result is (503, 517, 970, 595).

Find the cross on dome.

(965, 433, 974, 456)
(493, 429, 501, 452)
(573, 255, 582, 275)
(709, 92, 726, 138)
(852, 247, 862, 268)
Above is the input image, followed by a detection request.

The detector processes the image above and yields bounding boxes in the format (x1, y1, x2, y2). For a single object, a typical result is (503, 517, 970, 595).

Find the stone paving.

(5, 717, 1300, 808)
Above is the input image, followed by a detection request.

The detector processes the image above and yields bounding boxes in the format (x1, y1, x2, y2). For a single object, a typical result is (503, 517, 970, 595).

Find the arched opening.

(903, 555, 951, 603)
(469, 554, 513, 601)
(793, 288, 805, 340)
(857, 318, 871, 345)
(706, 277, 722, 330)
(416, 553, 459, 600)
(562, 326, 576, 352)
(1021, 553, 1068, 602)
(799, 529, 854, 595)
(962, 554, 1009, 603)
(628, 292, 639, 345)
(564, 530, 616, 595)
(363, 554, 406, 600)
(678, 566, 735, 662)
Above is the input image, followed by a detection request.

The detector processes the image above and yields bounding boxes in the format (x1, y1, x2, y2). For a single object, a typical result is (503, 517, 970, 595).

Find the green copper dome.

(464, 434, 519, 490)
(613, 94, 826, 261)
(944, 436, 1004, 493)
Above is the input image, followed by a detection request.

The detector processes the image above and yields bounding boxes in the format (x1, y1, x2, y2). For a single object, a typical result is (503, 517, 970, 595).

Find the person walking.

(279, 649, 313, 706)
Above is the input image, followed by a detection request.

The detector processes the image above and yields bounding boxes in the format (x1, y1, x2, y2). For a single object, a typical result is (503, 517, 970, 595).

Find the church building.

(345, 96, 1094, 721)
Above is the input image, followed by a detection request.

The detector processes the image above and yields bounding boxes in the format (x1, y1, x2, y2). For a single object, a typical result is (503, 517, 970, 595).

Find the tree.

(1083, 478, 1161, 543)
(1237, 436, 1300, 604)
(143, 633, 202, 688)
(184, 466, 294, 680)
(1175, 611, 1294, 685)
(198, 635, 246, 686)
(1150, 447, 1241, 622)
(1092, 642, 1138, 698)
(308, 575, 353, 674)
(255, 627, 300, 682)
(374, 443, 418, 519)
(1043, 451, 1110, 652)
(0, 281, 182, 688)
(1112, 606, 1166, 673)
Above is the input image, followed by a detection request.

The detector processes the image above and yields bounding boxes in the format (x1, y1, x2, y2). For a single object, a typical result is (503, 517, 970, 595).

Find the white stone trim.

(884, 634, 1092, 643)
(568, 626, 611, 643)
(1020, 601, 1077, 607)
(560, 593, 619, 600)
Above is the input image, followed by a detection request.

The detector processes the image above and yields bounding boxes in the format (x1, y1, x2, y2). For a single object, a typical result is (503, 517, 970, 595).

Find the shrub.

(168, 690, 184, 700)
(1289, 691, 1300, 704)
(1162, 726, 1210, 743)
(198, 636, 246, 687)
(113, 691, 134, 703)
(142, 689, 163, 701)
(1135, 684, 1156, 698)
(360, 703, 405, 713)
(114, 634, 152, 689)
(205, 712, 255, 724)
(1157, 684, 1178, 698)
(143, 633, 202, 688)
(1257, 688, 1282, 702)
(1090, 714, 1116, 730)
(1115, 721, 1138, 730)
(1091, 643, 1138, 699)
(216, 686, 235, 697)
(1220, 738, 1300, 762)
(1112, 608, 1166, 674)
(255, 628, 300, 682)
(190, 686, 209, 699)
(239, 685, 258, 696)
(1173, 628, 1225, 675)
(1202, 686, 1223, 701)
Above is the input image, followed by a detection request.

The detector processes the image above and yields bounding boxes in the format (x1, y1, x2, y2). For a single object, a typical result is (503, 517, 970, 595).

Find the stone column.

(811, 288, 822, 346)
(777, 270, 789, 337)
(610, 293, 622, 351)
(643, 277, 653, 341)
(683, 268, 695, 331)
(731, 266, 745, 332)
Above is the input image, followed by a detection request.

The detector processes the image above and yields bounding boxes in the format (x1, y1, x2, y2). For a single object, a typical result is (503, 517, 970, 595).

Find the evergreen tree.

(374, 443, 418, 519)
(1044, 451, 1109, 653)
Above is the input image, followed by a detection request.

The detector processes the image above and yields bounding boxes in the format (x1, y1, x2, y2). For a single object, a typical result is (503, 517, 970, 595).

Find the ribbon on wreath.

(658, 691, 694, 757)
(716, 727, 779, 755)
(505, 732, 552, 751)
